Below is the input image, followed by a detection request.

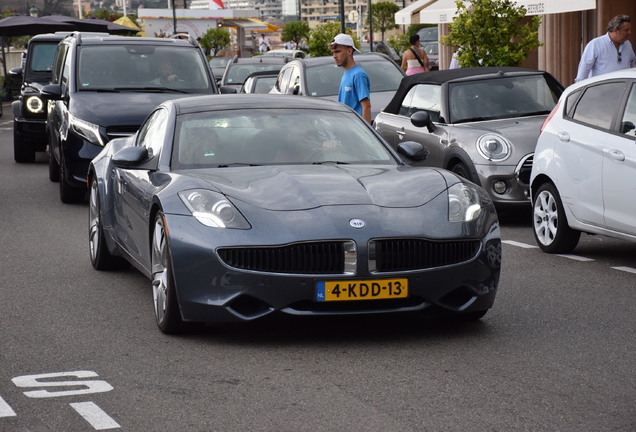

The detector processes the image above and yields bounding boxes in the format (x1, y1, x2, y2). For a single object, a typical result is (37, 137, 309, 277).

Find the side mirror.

(9, 67, 23, 76)
(411, 111, 436, 133)
(219, 86, 237, 94)
(286, 86, 299, 95)
(40, 84, 62, 100)
(112, 147, 150, 168)
(397, 141, 429, 162)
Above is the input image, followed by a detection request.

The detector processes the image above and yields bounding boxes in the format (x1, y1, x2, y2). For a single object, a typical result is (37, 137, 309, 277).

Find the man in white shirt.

(258, 36, 270, 53)
(575, 14, 635, 82)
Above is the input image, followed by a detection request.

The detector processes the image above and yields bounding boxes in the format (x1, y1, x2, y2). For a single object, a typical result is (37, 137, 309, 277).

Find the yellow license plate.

(315, 279, 408, 301)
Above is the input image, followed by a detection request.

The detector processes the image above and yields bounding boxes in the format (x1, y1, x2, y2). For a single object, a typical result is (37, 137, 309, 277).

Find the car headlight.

(448, 182, 491, 222)
(178, 190, 251, 229)
(69, 113, 106, 146)
(476, 133, 511, 162)
(25, 96, 44, 114)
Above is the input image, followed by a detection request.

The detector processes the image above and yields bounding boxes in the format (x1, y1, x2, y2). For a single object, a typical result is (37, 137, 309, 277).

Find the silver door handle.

(557, 132, 570, 141)
(608, 149, 625, 161)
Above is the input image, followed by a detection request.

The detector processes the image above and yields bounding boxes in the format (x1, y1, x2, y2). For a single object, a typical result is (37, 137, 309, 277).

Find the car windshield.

(209, 57, 229, 68)
(422, 43, 438, 56)
(76, 45, 212, 92)
(448, 75, 560, 123)
(171, 108, 395, 169)
(305, 60, 403, 97)
(29, 43, 58, 72)
(226, 63, 284, 85)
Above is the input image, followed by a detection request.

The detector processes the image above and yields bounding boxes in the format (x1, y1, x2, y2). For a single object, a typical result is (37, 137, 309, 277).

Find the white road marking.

(556, 254, 595, 262)
(0, 396, 17, 417)
(611, 266, 636, 274)
(70, 402, 120, 430)
(502, 240, 539, 249)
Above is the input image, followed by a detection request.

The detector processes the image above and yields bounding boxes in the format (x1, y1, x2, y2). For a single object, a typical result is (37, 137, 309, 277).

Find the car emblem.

(349, 219, 365, 229)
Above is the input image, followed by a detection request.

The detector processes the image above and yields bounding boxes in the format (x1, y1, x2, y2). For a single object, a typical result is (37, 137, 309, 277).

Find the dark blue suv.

(42, 32, 217, 203)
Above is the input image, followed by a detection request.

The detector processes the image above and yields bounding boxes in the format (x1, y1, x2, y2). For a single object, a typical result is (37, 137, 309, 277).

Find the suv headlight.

(25, 96, 44, 114)
(69, 113, 106, 146)
(476, 133, 511, 162)
(178, 190, 251, 229)
(448, 182, 491, 222)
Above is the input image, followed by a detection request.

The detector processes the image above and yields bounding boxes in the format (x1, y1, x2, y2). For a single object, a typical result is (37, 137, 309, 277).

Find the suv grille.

(218, 241, 350, 274)
(370, 239, 481, 272)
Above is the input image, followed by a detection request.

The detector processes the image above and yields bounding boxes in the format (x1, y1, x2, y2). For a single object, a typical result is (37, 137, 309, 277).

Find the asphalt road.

(1, 108, 635, 431)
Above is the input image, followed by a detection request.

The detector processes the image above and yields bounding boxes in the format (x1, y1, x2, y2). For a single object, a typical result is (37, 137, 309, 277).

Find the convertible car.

(88, 95, 502, 334)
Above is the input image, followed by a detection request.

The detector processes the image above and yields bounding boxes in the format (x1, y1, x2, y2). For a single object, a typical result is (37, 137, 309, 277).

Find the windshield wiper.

(311, 161, 350, 165)
(114, 87, 190, 93)
(79, 88, 120, 93)
(217, 163, 262, 167)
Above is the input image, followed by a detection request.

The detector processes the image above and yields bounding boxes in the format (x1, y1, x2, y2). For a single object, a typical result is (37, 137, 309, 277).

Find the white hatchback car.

(530, 69, 636, 253)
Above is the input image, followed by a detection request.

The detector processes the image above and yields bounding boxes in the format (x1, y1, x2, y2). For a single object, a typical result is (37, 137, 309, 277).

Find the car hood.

(69, 92, 189, 126)
(321, 90, 396, 118)
(178, 164, 449, 211)
(453, 115, 546, 148)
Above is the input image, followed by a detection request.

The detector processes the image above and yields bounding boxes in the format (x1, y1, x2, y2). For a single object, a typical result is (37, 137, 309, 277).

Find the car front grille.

(218, 238, 481, 275)
(370, 239, 481, 272)
(218, 241, 353, 275)
(106, 125, 139, 140)
(515, 154, 533, 185)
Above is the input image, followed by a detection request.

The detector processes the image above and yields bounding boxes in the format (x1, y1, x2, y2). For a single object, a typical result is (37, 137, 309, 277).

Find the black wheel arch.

(443, 147, 481, 186)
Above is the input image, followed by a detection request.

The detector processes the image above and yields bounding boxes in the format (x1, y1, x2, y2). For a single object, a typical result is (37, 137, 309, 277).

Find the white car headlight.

(69, 113, 106, 146)
(26, 96, 44, 114)
(178, 190, 251, 229)
(448, 182, 491, 222)
(476, 133, 511, 162)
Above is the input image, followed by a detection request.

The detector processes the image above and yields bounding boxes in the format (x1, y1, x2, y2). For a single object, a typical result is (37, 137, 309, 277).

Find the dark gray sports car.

(88, 95, 502, 334)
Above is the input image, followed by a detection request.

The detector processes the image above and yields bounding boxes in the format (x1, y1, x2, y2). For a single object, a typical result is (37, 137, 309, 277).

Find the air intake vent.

(370, 239, 481, 272)
(106, 125, 139, 139)
(218, 241, 356, 275)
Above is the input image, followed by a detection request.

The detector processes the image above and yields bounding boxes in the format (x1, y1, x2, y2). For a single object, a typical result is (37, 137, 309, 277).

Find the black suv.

(42, 32, 217, 203)
(11, 33, 65, 163)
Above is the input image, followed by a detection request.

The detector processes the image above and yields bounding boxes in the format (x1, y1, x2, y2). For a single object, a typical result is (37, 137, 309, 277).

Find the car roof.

(63, 32, 198, 47)
(383, 67, 555, 115)
(171, 94, 351, 114)
(29, 33, 66, 43)
(288, 53, 395, 67)
(232, 56, 289, 65)
(245, 70, 281, 78)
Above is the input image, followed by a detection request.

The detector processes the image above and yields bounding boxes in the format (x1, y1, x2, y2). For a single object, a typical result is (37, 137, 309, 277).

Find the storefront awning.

(247, 19, 280, 33)
(396, 0, 597, 24)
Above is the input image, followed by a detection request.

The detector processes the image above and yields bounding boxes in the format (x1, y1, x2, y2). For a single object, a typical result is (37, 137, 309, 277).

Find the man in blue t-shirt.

(329, 34, 371, 123)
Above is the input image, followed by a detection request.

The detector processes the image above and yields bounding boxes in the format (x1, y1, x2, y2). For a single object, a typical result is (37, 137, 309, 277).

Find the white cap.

(330, 34, 361, 53)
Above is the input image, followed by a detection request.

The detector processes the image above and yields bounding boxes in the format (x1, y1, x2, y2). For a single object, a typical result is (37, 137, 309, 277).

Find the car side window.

(288, 66, 301, 94)
(51, 44, 68, 86)
(274, 67, 293, 94)
(564, 89, 582, 118)
(137, 108, 169, 159)
(620, 83, 636, 137)
(570, 81, 626, 131)
(59, 48, 72, 96)
(399, 84, 441, 122)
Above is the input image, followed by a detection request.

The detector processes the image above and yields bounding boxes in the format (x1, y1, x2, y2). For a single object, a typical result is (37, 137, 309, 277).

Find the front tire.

(89, 179, 130, 270)
(532, 183, 581, 253)
(151, 212, 188, 334)
(14, 127, 35, 163)
(59, 152, 86, 203)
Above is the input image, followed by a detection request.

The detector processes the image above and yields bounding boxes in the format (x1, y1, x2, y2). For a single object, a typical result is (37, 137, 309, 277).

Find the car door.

(113, 108, 169, 269)
(560, 80, 627, 227)
(375, 83, 444, 166)
(602, 81, 636, 235)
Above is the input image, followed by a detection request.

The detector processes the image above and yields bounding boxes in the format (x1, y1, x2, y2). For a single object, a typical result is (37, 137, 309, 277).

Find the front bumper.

(164, 203, 502, 323)
(475, 154, 533, 206)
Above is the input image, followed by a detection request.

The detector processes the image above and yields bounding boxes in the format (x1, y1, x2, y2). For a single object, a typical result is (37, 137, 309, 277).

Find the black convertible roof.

(383, 66, 550, 115)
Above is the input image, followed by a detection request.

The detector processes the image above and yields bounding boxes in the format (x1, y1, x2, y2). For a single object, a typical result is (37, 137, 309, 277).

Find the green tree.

(440, 0, 542, 67)
(308, 22, 360, 57)
(200, 27, 231, 57)
(41, 0, 74, 16)
(85, 9, 124, 22)
(281, 21, 310, 49)
(387, 33, 409, 58)
(369, 1, 400, 42)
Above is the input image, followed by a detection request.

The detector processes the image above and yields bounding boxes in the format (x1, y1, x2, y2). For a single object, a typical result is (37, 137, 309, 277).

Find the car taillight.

(540, 101, 561, 133)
